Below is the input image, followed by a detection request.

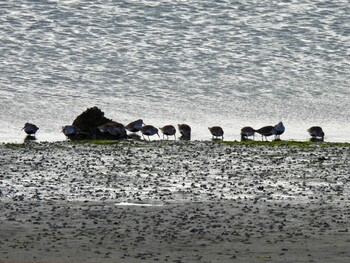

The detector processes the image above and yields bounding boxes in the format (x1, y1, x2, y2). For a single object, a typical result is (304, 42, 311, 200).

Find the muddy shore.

(0, 140, 349, 262)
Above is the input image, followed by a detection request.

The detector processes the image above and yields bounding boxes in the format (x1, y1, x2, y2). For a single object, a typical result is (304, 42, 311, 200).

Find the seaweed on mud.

(69, 139, 148, 147)
(220, 140, 350, 148)
(4, 143, 26, 149)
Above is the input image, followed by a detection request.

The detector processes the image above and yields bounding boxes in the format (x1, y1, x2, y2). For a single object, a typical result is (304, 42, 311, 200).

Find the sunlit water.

(1, 0, 349, 143)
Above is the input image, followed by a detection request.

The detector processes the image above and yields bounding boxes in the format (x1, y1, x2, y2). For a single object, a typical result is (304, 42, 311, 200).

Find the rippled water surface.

(1, 0, 349, 142)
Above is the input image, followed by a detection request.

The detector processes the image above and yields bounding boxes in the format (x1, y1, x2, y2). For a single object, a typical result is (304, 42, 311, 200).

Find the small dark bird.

(125, 119, 144, 133)
(62, 125, 80, 137)
(255, 126, 276, 141)
(307, 126, 325, 141)
(98, 122, 126, 137)
(274, 122, 285, 140)
(208, 126, 224, 140)
(178, 124, 191, 140)
(240, 126, 255, 141)
(140, 125, 160, 141)
(160, 125, 176, 140)
(22, 123, 39, 135)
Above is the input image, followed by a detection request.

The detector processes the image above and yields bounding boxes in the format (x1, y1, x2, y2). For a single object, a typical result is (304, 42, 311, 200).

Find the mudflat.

(0, 141, 349, 263)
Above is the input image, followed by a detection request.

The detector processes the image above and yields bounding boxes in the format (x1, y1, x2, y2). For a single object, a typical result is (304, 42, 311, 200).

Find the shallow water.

(1, 0, 349, 142)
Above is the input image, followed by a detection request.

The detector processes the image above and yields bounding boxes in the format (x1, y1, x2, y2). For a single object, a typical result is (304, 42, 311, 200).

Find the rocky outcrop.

(71, 106, 126, 140)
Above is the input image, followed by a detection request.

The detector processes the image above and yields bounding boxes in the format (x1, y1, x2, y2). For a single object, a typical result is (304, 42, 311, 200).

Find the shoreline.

(3, 138, 350, 146)
(2, 125, 350, 144)
(0, 140, 349, 262)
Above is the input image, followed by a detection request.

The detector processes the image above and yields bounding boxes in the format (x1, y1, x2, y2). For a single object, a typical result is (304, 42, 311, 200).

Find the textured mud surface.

(0, 141, 349, 262)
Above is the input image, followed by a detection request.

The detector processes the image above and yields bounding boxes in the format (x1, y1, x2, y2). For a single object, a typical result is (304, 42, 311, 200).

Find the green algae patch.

(256, 253, 273, 261)
(220, 140, 313, 147)
(220, 140, 350, 148)
(70, 139, 127, 145)
(4, 143, 26, 149)
(69, 139, 149, 147)
(320, 142, 350, 147)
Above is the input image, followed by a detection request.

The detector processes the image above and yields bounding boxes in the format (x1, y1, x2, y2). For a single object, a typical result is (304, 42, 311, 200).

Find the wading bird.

(307, 126, 325, 141)
(178, 124, 191, 140)
(160, 125, 176, 140)
(255, 126, 276, 141)
(273, 122, 285, 140)
(140, 125, 160, 141)
(125, 119, 144, 133)
(240, 126, 255, 141)
(208, 126, 224, 140)
(22, 123, 39, 136)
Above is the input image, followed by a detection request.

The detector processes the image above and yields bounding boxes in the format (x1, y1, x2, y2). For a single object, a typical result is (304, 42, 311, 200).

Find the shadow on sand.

(24, 135, 37, 143)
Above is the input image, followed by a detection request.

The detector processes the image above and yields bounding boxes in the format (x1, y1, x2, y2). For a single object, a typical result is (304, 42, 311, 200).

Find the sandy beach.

(0, 140, 349, 262)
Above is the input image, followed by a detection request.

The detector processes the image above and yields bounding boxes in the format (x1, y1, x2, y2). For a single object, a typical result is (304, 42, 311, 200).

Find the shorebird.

(208, 126, 224, 140)
(160, 125, 176, 140)
(62, 125, 80, 137)
(240, 126, 255, 141)
(178, 124, 191, 140)
(274, 122, 285, 140)
(22, 123, 39, 135)
(98, 122, 126, 137)
(307, 126, 325, 141)
(255, 125, 276, 141)
(125, 119, 144, 133)
(140, 125, 160, 141)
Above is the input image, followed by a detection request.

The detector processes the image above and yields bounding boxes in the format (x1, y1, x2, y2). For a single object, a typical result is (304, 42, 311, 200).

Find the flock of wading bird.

(21, 120, 326, 142)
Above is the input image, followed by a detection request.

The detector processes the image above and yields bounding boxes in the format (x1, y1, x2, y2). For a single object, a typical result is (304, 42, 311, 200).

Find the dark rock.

(72, 106, 126, 140)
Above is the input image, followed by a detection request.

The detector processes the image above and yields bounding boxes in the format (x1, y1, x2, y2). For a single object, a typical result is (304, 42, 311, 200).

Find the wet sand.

(0, 140, 349, 262)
